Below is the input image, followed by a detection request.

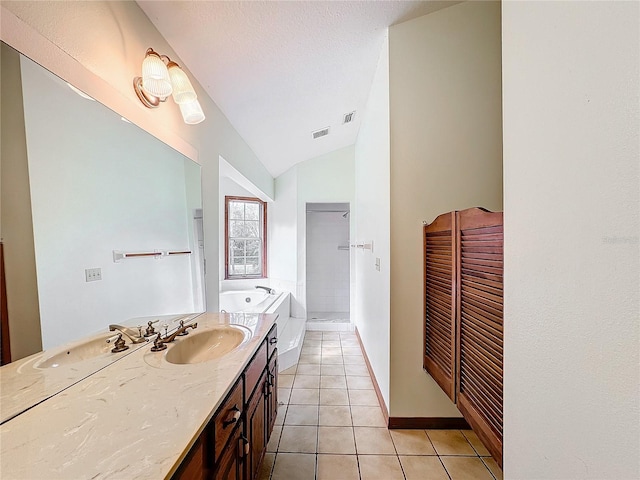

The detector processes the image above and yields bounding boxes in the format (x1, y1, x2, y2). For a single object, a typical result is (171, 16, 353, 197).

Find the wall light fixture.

(133, 48, 205, 125)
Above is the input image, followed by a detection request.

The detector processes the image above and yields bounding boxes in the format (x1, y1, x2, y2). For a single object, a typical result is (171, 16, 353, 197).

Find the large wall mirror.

(0, 41, 205, 362)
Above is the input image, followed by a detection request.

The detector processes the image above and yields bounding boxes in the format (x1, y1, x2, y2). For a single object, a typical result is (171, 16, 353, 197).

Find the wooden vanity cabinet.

(172, 324, 278, 480)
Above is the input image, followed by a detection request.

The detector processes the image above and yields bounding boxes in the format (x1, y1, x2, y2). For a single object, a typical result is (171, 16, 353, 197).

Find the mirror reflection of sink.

(165, 326, 250, 365)
(35, 335, 114, 369)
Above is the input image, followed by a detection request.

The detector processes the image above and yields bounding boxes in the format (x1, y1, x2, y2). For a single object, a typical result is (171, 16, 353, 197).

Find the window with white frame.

(225, 196, 266, 279)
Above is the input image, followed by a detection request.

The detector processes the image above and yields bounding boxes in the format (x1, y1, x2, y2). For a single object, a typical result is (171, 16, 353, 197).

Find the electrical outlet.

(85, 268, 102, 282)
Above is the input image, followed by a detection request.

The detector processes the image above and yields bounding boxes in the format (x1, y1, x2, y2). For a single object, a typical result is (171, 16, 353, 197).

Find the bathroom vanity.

(0, 313, 278, 480)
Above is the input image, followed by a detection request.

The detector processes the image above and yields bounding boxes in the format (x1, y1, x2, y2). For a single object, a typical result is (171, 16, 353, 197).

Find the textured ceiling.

(138, 1, 453, 178)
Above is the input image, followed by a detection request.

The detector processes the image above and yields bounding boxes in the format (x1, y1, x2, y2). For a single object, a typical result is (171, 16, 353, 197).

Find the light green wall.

(388, 1, 503, 417)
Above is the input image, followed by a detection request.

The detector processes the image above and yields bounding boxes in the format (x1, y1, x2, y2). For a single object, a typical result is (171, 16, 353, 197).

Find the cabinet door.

(172, 437, 203, 480)
(455, 207, 503, 465)
(214, 423, 244, 480)
(423, 212, 457, 401)
(266, 352, 278, 434)
(246, 371, 267, 480)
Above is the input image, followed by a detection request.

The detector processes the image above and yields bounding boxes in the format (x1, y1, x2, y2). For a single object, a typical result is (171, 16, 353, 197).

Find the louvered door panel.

(423, 212, 456, 401)
(456, 208, 503, 466)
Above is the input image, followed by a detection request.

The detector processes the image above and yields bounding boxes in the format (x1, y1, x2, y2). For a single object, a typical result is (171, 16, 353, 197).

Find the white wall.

(388, 0, 503, 418)
(1, 2, 274, 314)
(306, 211, 350, 314)
(353, 33, 391, 410)
(503, 2, 639, 478)
(270, 146, 355, 318)
(20, 56, 198, 349)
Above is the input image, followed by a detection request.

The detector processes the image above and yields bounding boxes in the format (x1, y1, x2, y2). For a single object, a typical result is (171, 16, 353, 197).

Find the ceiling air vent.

(312, 127, 330, 139)
(343, 111, 356, 124)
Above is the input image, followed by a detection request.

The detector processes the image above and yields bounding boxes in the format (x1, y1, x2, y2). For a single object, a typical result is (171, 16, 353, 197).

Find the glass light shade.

(141, 52, 172, 98)
(179, 99, 205, 125)
(168, 63, 197, 104)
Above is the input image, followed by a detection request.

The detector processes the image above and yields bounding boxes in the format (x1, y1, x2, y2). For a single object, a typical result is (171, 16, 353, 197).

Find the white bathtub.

(218, 289, 303, 372)
(219, 290, 281, 313)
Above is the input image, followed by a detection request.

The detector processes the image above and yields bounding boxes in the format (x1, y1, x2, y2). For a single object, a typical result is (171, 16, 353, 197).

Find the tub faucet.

(255, 285, 275, 294)
(108, 324, 147, 344)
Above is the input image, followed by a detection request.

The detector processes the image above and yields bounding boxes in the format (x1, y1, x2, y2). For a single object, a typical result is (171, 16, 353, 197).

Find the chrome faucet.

(151, 322, 198, 352)
(109, 324, 147, 344)
(255, 285, 275, 294)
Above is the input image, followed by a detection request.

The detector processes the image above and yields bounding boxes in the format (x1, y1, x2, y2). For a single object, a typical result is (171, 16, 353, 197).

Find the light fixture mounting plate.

(133, 77, 161, 108)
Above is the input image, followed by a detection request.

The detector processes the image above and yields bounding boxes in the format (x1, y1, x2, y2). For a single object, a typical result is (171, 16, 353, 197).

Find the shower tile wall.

(307, 212, 350, 315)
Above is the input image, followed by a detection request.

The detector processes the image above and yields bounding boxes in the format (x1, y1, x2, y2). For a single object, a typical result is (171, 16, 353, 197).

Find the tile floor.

(259, 331, 503, 480)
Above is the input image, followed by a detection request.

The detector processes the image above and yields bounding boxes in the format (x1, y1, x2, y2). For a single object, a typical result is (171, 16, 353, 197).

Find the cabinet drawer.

(267, 325, 278, 359)
(213, 377, 243, 462)
(244, 342, 267, 401)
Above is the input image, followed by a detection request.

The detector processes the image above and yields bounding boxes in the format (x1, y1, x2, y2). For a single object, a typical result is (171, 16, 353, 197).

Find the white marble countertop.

(0, 312, 277, 480)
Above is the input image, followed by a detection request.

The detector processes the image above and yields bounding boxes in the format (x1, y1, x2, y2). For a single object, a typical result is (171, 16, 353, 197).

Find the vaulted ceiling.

(137, 1, 454, 177)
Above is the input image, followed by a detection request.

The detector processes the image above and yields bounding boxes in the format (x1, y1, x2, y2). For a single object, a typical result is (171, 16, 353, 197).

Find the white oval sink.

(165, 326, 249, 365)
(35, 335, 113, 369)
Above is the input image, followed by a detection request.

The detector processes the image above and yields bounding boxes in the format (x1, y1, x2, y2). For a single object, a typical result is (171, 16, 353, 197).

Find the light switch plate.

(85, 268, 102, 282)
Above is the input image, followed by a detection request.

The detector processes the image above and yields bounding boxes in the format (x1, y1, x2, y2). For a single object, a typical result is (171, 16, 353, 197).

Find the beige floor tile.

(300, 346, 321, 356)
(348, 389, 379, 406)
(350, 406, 386, 427)
(271, 453, 316, 480)
(400, 455, 449, 480)
(293, 375, 320, 389)
(342, 347, 363, 356)
(318, 426, 356, 454)
(346, 376, 374, 390)
(321, 355, 344, 365)
(278, 425, 318, 453)
(427, 430, 476, 455)
(344, 364, 370, 376)
(462, 429, 491, 456)
(322, 333, 341, 341)
(281, 365, 297, 375)
(278, 374, 295, 389)
(441, 456, 495, 480)
(482, 457, 503, 480)
(289, 388, 320, 405)
(284, 405, 319, 425)
(267, 426, 282, 452)
(321, 375, 347, 389)
(305, 332, 323, 339)
(316, 454, 359, 480)
(321, 347, 343, 356)
(358, 454, 404, 480)
(354, 427, 396, 454)
(319, 405, 352, 426)
(278, 388, 291, 405)
(275, 406, 286, 426)
(257, 452, 275, 480)
(302, 339, 321, 347)
(321, 364, 345, 376)
(298, 354, 321, 365)
(320, 388, 350, 406)
(390, 429, 437, 455)
(296, 364, 321, 375)
(343, 355, 366, 365)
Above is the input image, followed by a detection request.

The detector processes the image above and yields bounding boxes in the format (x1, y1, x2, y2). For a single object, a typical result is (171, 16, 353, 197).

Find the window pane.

(246, 240, 260, 257)
(230, 220, 245, 238)
(231, 239, 245, 258)
(229, 202, 244, 220)
(245, 203, 259, 220)
(244, 221, 260, 238)
(246, 257, 260, 275)
(230, 264, 245, 276)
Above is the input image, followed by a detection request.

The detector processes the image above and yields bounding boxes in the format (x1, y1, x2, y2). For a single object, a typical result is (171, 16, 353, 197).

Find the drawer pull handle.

(269, 337, 278, 344)
(239, 435, 250, 458)
(223, 406, 241, 427)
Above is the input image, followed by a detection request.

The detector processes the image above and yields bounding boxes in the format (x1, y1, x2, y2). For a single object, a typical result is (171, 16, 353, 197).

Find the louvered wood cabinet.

(424, 208, 503, 466)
